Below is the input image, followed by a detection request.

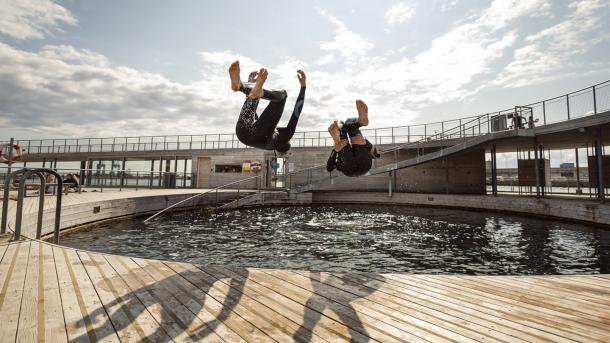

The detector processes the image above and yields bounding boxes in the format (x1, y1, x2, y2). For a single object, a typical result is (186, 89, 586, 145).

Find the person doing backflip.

(326, 100, 380, 177)
(229, 61, 306, 155)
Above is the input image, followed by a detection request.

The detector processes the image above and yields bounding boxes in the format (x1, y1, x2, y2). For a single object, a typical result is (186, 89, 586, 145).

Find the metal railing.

(0, 167, 195, 191)
(13, 80, 608, 155)
(144, 174, 263, 222)
(1, 168, 63, 243)
(282, 80, 610, 192)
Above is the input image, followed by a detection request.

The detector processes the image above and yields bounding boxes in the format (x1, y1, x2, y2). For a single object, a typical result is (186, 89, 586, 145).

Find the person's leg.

(235, 96, 260, 138)
(253, 91, 287, 137)
(356, 99, 369, 126)
(340, 117, 363, 141)
(239, 82, 287, 103)
(329, 121, 349, 152)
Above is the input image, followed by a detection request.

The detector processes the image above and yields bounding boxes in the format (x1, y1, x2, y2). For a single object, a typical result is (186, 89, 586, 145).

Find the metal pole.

(542, 101, 546, 125)
(593, 85, 597, 115)
(120, 157, 126, 190)
(491, 143, 498, 196)
(534, 139, 541, 198)
(566, 94, 570, 120)
(6, 138, 14, 176)
(388, 171, 393, 197)
(575, 147, 581, 194)
(595, 129, 605, 202)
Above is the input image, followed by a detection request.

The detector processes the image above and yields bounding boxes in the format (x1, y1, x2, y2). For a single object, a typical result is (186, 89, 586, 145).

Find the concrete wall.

(16, 191, 245, 239)
(395, 149, 486, 194)
(312, 191, 610, 226)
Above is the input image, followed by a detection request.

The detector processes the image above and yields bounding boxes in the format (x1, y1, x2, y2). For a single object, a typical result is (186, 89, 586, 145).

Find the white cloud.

(440, 0, 459, 12)
(315, 7, 373, 60)
(385, 3, 415, 27)
(0, 0, 76, 40)
(495, 0, 610, 88)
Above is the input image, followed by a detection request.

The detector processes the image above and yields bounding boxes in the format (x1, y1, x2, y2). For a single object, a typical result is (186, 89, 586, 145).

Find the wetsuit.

(326, 118, 376, 177)
(235, 82, 305, 151)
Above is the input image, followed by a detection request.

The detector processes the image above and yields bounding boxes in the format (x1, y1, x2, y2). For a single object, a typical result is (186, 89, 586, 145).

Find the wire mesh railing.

(15, 80, 608, 155)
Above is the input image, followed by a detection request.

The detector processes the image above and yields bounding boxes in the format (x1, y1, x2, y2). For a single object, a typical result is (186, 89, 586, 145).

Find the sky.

(0, 0, 609, 140)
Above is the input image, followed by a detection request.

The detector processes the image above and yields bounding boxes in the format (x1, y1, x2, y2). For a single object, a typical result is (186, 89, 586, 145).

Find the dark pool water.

(60, 205, 610, 275)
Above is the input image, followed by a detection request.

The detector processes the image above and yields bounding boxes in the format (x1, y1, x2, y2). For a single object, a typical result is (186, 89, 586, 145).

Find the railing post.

(593, 85, 597, 115)
(542, 101, 546, 125)
(566, 94, 570, 120)
(374, 129, 378, 145)
(407, 126, 410, 143)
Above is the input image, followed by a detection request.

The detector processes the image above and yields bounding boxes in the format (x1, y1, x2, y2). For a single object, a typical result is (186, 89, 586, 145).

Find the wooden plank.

(265, 268, 477, 343)
(398, 275, 607, 342)
(0, 243, 20, 307)
(166, 261, 325, 343)
(133, 257, 265, 342)
(16, 241, 41, 342)
(294, 270, 529, 343)
(371, 274, 577, 343)
(41, 243, 68, 342)
(212, 266, 427, 343)
(0, 243, 9, 263)
(78, 251, 170, 343)
(454, 275, 610, 320)
(54, 246, 120, 343)
(105, 254, 225, 343)
(508, 276, 610, 305)
(0, 241, 30, 342)
(192, 264, 357, 343)
(340, 272, 568, 342)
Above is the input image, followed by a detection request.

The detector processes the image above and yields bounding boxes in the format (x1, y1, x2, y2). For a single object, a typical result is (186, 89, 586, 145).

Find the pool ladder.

(1, 168, 64, 243)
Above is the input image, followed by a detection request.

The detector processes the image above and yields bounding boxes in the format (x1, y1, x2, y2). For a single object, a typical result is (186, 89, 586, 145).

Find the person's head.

(275, 142, 291, 156)
(66, 173, 74, 178)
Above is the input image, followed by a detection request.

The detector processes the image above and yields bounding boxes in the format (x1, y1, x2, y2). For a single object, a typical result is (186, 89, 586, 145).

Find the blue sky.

(1, 0, 609, 140)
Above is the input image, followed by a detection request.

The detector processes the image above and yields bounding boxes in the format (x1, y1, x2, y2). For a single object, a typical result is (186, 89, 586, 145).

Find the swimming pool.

(60, 205, 610, 275)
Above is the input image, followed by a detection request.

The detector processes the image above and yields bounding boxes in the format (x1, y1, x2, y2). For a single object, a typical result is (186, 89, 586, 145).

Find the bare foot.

(328, 120, 340, 140)
(249, 68, 267, 99)
(356, 99, 369, 126)
(229, 61, 241, 91)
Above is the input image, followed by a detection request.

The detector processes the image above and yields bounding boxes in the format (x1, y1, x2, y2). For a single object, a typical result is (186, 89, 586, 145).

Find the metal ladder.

(1, 168, 63, 243)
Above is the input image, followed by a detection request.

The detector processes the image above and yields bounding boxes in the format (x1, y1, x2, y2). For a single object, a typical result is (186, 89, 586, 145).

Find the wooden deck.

(1, 239, 609, 342)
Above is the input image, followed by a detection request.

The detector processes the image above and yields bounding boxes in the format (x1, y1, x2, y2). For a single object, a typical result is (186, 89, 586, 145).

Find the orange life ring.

(0, 143, 23, 164)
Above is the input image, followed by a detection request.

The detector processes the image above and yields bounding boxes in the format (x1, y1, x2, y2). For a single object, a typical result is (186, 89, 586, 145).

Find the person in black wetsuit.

(326, 100, 380, 177)
(229, 60, 306, 155)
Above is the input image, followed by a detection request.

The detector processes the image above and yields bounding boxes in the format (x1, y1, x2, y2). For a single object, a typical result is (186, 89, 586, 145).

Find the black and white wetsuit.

(326, 118, 375, 177)
(235, 82, 305, 151)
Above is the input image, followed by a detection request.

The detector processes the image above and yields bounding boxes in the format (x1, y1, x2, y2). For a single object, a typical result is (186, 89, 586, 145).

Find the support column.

(388, 171, 393, 197)
(596, 128, 605, 202)
(491, 143, 498, 197)
(120, 157, 127, 190)
(534, 139, 541, 198)
(575, 148, 581, 194)
(79, 161, 86, 188)
(158, 156, 163, 187)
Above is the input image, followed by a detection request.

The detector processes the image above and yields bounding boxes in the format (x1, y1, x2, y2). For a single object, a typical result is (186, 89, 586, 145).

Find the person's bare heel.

(249, 68, 268, 99)
(229, 61, 241, 92)
(356, 100, 369, 126)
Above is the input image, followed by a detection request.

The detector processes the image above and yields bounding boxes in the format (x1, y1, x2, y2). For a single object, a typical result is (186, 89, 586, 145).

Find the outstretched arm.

(326, 150, 337, 172)
(293, 70, 306, 117)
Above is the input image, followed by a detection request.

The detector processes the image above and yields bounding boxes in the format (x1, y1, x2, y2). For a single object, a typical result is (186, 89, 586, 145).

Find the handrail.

(13, 79, 608, 154)
(1, 168, 63, 243)
(143, 174, 262, 223)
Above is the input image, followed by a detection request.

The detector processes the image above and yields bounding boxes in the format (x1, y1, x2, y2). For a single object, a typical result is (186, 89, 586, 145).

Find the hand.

(247, 71, 258, 83)
(297, 70, 306, 87)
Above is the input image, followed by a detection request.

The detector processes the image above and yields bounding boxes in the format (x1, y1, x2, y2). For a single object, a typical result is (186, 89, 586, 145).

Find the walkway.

(1, 239, 609, 342)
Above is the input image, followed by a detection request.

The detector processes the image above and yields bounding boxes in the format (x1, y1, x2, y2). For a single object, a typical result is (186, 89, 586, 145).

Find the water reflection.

(60, 205, 610, 275)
